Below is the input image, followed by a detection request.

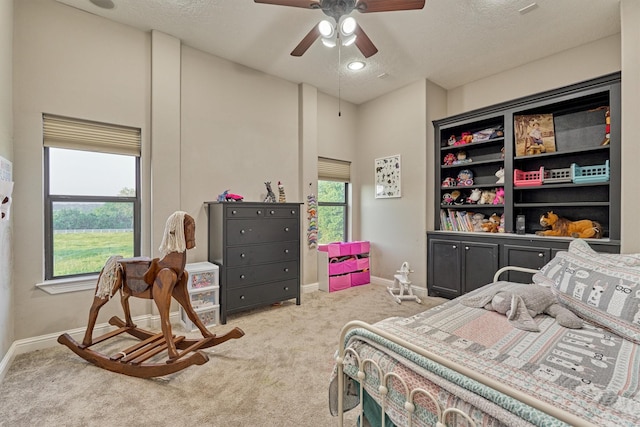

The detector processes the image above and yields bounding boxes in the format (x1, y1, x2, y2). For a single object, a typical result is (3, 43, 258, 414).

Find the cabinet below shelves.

(426, 231, 619, 298)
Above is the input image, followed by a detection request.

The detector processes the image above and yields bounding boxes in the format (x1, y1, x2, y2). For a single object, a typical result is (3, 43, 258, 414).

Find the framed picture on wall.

(375, 155, 401, 198)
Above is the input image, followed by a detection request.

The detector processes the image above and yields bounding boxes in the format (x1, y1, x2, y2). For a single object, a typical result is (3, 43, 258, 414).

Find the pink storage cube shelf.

(350, 271, 370, 287)
(329, 274, 351, 292)
(356, 257, 370, 271)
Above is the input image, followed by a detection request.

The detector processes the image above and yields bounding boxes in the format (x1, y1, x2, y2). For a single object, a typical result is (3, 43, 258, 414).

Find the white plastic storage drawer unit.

(180, 262, 220, 331)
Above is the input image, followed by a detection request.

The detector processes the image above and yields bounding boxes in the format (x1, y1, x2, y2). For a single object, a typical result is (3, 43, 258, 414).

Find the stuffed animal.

(478, 189, 496, 204)
(448, 135, 457, 146)
(441, 177, 456, 187)
(462, 283, 583, 332)
(495, 168, 505, 184)
(442, 193, 454, 205)
(467, 188, 481, 204)
(457, 169, 474, 186)
(453, 151, 471, 164)
(480, 213, 501, 233)
(443, 153, 456, 165)
(450, 190, 464, 205)
(535, 212, 602, 238)
(453, 132, 473, 146)
(492, 187, 504, 205)
(470, 213, 485, 231)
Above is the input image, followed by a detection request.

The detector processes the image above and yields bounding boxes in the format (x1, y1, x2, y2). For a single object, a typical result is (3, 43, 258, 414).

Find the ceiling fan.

(254, 0, 426, 58)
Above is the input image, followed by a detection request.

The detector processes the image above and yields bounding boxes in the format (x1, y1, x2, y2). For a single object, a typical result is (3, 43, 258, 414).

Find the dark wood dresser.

(206, 201, 301, 324)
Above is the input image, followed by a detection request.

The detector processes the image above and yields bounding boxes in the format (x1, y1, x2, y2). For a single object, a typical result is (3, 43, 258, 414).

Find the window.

(43, 115, 141, 280)
(317, 157, 351, 244)
(317, 180, 348, 243)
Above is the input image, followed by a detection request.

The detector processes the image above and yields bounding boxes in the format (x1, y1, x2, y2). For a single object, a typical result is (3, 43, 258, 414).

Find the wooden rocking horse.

(58, 211, 244, 378)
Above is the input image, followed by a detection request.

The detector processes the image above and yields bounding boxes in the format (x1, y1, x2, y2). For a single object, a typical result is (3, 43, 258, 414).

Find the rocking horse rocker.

(58, 211, 244, 378)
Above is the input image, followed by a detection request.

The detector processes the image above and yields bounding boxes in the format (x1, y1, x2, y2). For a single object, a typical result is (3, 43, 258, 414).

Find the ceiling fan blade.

(291, 24, 321, 57)
(354, 24, 378, 58)
(356, 0, 426, 13)
(254, 0, 319, 8)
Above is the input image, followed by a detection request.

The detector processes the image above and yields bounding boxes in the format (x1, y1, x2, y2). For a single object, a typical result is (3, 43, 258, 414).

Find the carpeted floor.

(0, 284, 447, 427)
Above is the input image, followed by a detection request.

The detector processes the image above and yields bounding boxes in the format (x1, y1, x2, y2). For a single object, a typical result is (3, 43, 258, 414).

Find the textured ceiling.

(55, 0, 621, 105)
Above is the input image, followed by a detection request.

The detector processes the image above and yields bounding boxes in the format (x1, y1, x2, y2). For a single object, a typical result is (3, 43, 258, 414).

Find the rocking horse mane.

(158, 211, 192, 257)
(95, 255, 123, 299)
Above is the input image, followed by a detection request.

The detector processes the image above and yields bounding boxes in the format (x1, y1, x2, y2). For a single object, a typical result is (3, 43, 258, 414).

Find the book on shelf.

(440, 209, 475, 232)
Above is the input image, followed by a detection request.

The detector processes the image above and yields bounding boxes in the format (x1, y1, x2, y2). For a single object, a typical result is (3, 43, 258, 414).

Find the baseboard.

(0, 311, 178, 383)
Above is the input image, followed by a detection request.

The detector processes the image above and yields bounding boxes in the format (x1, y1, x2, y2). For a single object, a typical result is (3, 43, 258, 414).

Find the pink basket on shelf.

(514, 167, 544, 187)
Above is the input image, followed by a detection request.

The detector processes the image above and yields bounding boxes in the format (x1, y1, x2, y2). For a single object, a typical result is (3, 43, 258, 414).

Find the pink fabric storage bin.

(327, 243, 351, 257)
(349, 241, 370, 255)
(329, 258, 358, 275)
(356, 257, 370, 271)
(350, 271, 370, 287)
(329, 274, 351, 292)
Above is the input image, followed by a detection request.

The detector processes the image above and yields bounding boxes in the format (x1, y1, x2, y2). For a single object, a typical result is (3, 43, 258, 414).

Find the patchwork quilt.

(330, 281, 640, 427)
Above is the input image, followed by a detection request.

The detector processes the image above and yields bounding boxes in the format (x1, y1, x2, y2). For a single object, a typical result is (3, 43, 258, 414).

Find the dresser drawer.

(226, 241, 299, 267)
(226, 218, 298, 245)
(226, 260, 298, 288)
(226, 206, 268, 218)
(263, 206, 300, 218)
(226, 279, 298, 310)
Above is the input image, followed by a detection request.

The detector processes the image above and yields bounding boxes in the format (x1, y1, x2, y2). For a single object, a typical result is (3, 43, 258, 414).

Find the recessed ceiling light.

(90, 0, 115, 9)
(347, 61, 365, 71)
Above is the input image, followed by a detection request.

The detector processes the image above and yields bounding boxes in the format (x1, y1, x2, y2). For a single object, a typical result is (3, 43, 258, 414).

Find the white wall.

(446, 35, 621, 117)
(357, 80, 428, 286)
(0, 0, 13, 361)
(12, 0, 151, 339)
(180, 46, 300, 264)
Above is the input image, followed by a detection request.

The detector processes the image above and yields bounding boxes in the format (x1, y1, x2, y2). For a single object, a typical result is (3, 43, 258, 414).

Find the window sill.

(36, 275, 98, 295)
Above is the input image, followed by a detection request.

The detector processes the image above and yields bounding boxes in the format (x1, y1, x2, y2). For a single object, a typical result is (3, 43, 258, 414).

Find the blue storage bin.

(571, 160, 609, 184)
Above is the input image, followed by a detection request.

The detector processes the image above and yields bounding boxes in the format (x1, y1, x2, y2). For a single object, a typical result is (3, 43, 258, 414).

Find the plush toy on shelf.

(443, 153, 456, 165)
(478, 188, 496, 205)
(493, 187, 505, 205)
(467, 188, 482, 204)
(535, 212, 602, 238)
(441, 177, 456, 187)
(495, 167, 505, 184)
(457, 169, 474, 186)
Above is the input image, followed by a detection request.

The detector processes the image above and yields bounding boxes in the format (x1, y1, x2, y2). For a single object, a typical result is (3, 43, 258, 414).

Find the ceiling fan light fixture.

(321, 38, 337, 48)
(340, 17, 357, 36)
(347, 61, 365, 71)
(318, 20, 334, 38)
(342, 33, 357, 47)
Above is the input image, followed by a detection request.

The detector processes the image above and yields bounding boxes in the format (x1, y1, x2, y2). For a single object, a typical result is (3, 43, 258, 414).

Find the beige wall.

(357, 80, 428, 285)
(446, 35, 621, 117)
(620, 0, 640, 253)
(0, 0, 13, 361)
(180, 46, 300, 264)
(12, 0, 151, 339)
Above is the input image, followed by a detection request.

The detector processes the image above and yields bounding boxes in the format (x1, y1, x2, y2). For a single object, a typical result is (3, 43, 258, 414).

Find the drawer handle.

(284, 227, 290, 232)
(452, 245, 457, 249)
(291, 210, 296, 215)
(270, 210, 275, 215)
(465, 246, 469, 250)
(240, 229, 246, 234)
(240, 295, 245, 300)
(284, 249, 289, 254)
(240, 253, 246, 258)
(284, 286, 289, 291)
(232, 210, 237, 215)
(538, 253, 544, 258)
(256, 210, 262, 215)
(284, 268, 289, 272)
(240, 274, 245, 279)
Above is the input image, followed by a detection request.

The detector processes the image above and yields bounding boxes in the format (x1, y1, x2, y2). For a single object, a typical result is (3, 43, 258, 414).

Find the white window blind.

(43, 114, 141, 156)
(318, 157, 351, 182)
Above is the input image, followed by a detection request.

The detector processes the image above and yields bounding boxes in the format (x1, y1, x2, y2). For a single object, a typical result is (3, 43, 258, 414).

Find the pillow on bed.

(533, 243, 640, 344)
(567, 238, 640, 267)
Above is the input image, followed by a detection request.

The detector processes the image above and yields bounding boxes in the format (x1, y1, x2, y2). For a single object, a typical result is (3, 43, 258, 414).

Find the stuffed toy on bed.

(462, 283, 583, 332)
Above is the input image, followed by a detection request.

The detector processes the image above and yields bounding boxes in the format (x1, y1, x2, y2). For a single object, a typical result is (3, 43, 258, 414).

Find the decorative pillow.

(568, 238, 640, 267)
(533, 243, 640, 344)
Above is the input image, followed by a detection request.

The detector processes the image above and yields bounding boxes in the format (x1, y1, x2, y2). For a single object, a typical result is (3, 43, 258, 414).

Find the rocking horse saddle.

(119, 257, 153, 294)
